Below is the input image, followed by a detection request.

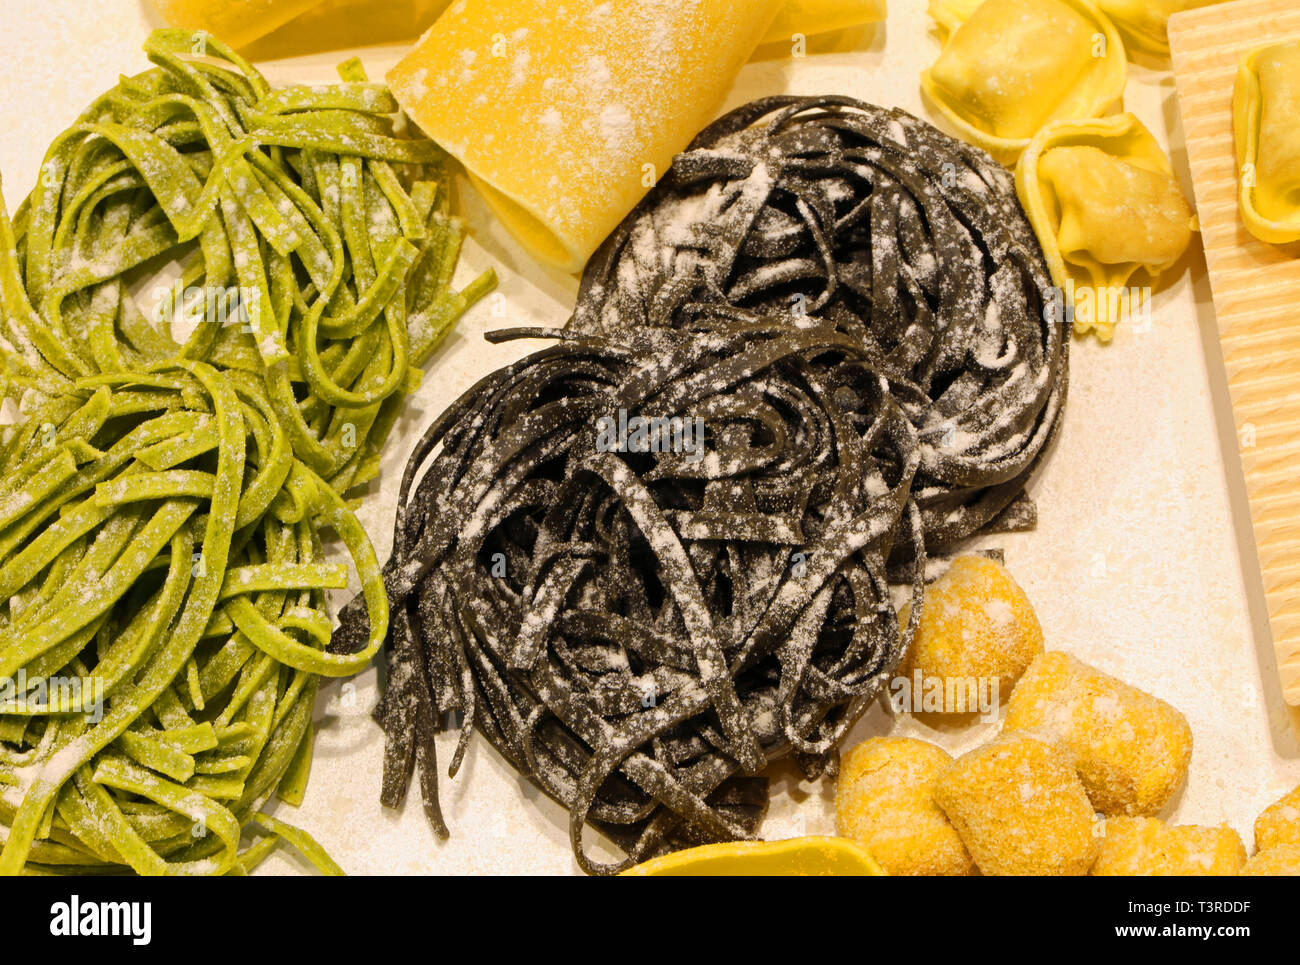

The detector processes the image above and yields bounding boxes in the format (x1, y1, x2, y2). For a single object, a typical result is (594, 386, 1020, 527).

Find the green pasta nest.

(0, 29, 495, 874)
(0, 28, 494, 497)
(0, 364, 387, 874)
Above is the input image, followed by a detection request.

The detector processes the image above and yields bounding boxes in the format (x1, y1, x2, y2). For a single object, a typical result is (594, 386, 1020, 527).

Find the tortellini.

(1016, 113, 1195, 341)
(1234, 40, 1300, 246)
(1096, 0, 1228, 58)
(921, 0, 1126, 163)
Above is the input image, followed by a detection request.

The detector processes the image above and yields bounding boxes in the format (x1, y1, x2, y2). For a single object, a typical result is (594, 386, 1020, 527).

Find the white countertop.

(0, 0, 1293, 875)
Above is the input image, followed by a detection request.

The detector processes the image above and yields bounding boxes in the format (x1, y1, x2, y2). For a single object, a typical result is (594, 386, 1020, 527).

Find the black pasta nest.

(332, 96, 1067, 873)
(335, 315, 925, 872)
(572, 95, 1068, 559)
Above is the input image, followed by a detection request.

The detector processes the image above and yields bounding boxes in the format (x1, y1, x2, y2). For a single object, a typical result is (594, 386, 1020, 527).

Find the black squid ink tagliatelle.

(330, 96, 1068, 874)
(571, 96, 1068, 562)
(333, 313, 928, 874)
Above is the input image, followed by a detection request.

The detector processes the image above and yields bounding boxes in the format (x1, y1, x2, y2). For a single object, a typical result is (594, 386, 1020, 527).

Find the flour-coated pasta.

(922, 0, 1126, 163)
(1016, 113, 1194, 340)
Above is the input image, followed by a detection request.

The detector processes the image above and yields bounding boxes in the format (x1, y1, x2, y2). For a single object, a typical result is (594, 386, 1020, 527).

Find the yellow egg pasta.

(147, 0, 323, 49)
(1016, 113, 1195, 341)
(762, 0, 887, 45)
(242, 0, 456, 59)
(153, 0, 878, 61)
(1234, 39, 1300, 245)
(921, 0, 1126, 164)
(387, 0, 783, 272)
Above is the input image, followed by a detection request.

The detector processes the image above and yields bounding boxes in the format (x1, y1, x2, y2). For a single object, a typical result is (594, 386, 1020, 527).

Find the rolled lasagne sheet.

(388, 0, 785, 271)
(764, 0, 887, 44)
(147, 0, 324, 48)
(151, 0, 885, 55)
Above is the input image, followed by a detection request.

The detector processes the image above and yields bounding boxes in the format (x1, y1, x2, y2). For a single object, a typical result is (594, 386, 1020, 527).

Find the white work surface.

(0, 0, 1292, 874)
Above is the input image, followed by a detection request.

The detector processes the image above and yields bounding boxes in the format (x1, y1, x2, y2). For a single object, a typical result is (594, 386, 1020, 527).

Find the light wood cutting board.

(1169, 0, 1300, 706)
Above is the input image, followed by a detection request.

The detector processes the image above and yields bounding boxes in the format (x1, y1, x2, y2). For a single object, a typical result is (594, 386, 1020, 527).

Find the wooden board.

(1169, 0, 1300, 704)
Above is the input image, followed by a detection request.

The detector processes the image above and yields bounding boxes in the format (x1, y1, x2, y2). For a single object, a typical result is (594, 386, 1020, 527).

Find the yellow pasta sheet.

(151, 0, 884, 56)
(388, 0, 784, 271)
(147, 0, 323, 48)
(764, 0, 887, 44)
(243, 0, 455, 59)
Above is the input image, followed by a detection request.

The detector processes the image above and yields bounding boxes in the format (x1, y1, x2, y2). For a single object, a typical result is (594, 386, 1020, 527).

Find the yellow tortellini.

(1095, 0, 1228, 58)
(1016, 114, 1196, 342)
(1234, 40, 1300, 246)
(921, 0, 1126, 164)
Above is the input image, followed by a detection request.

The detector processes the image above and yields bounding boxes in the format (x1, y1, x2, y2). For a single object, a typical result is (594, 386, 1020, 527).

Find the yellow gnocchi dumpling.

(1015, 113, 1195, 341)
(921, 0, 1126, 164)
(1234, 40, 1300, 246)
(1095, 0, 1228, 59)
